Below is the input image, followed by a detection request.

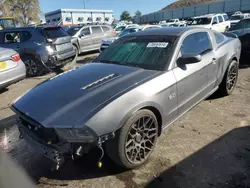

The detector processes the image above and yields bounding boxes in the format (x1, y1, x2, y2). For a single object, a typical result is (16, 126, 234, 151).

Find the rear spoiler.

(222, 32, 238, 38)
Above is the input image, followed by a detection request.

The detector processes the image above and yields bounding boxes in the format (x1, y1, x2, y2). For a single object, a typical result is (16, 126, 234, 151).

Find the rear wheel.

(106, 109, 158, 169)
(23, 56, 44, 77)
(218, 60, 238, 96)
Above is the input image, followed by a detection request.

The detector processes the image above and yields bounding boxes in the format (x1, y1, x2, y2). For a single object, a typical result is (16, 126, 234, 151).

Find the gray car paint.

(13, 63, 160, 128)
(12, 28, 241, 139)
(0, 27, 76, 69)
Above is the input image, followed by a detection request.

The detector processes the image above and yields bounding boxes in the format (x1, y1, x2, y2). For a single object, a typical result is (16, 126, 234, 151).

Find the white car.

(230, 13, 250, 27)
(100, 25, 162, 51)
(190, 13, 231, 32)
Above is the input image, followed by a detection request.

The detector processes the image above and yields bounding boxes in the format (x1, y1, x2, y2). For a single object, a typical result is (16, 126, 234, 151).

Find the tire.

(22, 56, 44, 77)
(218, 60, 238, 96)
(106, 109, 159, 169)
(225, 26, 229, 32)
(73, 45, 78, 62)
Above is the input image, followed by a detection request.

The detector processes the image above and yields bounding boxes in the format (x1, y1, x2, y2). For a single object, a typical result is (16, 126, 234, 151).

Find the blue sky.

(39, 0, 175, 19)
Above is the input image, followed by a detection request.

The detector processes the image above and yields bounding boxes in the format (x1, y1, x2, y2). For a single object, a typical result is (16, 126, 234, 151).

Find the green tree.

(0, 0, 41, 25)
(134, 10, 142, 17)
(120, 11, 131, 21)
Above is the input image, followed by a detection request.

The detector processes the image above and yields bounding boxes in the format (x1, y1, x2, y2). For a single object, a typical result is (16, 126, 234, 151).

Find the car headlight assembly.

(46, 45, 55, 54)
(55, 127, 97, 143)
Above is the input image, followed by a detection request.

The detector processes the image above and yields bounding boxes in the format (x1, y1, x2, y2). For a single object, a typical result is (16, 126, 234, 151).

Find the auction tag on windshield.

(147, 42, 168, 48)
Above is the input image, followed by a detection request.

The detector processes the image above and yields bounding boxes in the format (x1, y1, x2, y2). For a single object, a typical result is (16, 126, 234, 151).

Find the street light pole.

(83, 0, 86, 9)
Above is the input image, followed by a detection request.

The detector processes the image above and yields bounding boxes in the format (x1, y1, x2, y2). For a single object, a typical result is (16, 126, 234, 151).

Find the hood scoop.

(81, 73, 120, 90)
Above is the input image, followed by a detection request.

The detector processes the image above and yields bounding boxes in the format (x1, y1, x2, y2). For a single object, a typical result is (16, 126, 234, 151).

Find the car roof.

(0, 25, 64, 32)
(129, 27, 192, 37)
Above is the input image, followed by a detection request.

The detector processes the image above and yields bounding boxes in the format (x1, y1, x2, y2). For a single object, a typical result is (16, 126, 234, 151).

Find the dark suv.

(0, 26, 76, 76)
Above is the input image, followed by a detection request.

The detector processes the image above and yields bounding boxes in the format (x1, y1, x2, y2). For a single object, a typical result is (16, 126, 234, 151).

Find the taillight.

(112, 30, 116, 35)
(11, 54, 21, 62)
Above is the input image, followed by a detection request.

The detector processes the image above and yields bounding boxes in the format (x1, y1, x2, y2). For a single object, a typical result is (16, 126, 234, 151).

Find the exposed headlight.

(46, 45, 54, 54)
(55, 127, 97, 143)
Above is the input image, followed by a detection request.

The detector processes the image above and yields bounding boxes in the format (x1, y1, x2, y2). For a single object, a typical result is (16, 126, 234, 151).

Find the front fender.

(82, 89, 163, 136)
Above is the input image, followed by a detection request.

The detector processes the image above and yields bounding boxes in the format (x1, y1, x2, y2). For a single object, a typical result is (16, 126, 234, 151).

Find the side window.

(218, 16, 223, 23)
(181, 32, 212, 55)
(21, 31, 32, 42)
(232, 19, 250, 30)
(4, 32, 21, 44)
(91, 26, 102, 34)
(65, 17, 72, 22)
(212, 17, 218, 24)
(223, 14, 229, 21)
(80, 27, 91, 36)
(214, 32, 225, 44)
(102, 26, 110, 32)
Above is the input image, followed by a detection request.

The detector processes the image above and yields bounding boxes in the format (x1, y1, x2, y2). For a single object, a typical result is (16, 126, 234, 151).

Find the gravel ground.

(1, 53, 250, 188)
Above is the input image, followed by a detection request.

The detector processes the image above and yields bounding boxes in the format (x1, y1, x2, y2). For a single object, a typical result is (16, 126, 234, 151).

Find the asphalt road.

(1, 53, 250, 188)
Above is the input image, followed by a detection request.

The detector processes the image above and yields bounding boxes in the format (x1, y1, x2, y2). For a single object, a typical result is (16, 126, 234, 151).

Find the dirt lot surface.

(1, 53, 250, 188)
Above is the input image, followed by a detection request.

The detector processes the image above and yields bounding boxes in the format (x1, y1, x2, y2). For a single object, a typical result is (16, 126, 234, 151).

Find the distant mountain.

(162, 0, 223, 10)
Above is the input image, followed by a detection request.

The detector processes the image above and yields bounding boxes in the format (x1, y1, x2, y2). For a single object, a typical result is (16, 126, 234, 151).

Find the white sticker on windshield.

(147, 42, 169, 48)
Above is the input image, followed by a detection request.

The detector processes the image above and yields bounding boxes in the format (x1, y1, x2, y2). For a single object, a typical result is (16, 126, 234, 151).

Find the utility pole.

(83, 0, 86, 9)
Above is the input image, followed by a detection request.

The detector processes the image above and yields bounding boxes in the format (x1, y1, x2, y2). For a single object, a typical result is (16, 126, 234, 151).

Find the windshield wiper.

(96, 60, 122, 65)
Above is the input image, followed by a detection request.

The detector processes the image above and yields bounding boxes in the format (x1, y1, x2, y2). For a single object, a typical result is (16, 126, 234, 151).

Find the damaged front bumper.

(19, 124, 70, 166)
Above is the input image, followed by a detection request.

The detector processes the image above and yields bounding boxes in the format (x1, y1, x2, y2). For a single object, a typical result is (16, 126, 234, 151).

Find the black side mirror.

(79, 33, 85, 38)
(178, 54, 202, 64)
(212, 21, 217, 25)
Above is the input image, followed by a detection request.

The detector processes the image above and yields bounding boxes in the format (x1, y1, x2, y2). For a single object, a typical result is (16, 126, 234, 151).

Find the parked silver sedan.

(0, 48, 26, 89)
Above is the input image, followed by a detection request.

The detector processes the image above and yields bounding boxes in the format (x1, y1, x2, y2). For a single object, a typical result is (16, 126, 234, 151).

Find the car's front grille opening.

(20, 117, 59, 144)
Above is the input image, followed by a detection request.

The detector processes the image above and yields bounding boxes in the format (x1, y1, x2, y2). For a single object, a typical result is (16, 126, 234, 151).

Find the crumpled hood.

(12, 63, 158, 128)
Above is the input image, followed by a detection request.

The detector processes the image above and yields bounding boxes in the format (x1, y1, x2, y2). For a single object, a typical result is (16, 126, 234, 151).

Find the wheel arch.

(72, 43, 80, 54)
(140, 106, 163, 136)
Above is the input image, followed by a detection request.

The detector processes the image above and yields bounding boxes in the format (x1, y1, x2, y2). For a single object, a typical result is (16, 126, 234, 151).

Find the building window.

(87, 17, 92, 22)
(96, 17, 102, 21)
(78, 17, 84, 22)
(105, 17, 110, 22)
(65, 17, 72, 22)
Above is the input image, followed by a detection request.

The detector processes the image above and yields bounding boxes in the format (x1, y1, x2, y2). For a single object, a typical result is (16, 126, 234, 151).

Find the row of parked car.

(1, 11, 250, 90)
(0, 23, 166, 89)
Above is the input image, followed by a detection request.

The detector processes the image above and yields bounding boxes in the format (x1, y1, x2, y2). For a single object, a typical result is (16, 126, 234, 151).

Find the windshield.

(118, 28, 137, 37)
(96, 36, 173, 71)
(116, 26, 125, 31)
(192, 18, 212, 25)
(229, 19, 250, 31)
(0, 18, 16, 28)
(166, 19, 175, 23)
(66, 26, 81, 36)
(230, 15, 244, 20)
(41, 27, 68, 38)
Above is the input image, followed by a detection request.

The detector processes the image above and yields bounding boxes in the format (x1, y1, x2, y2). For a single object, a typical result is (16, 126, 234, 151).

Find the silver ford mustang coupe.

(11, 27, 241, 169)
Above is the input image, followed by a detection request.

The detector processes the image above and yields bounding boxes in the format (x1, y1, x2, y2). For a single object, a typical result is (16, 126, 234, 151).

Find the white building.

(45, 9, 114, 25)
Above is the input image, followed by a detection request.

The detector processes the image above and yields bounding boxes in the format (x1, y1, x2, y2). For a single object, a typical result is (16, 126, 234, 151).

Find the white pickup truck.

(160, 19, 187, 27)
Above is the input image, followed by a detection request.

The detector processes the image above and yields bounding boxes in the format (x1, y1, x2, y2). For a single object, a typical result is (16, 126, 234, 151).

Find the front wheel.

(218, 60, 238, 96)
(106, 109, 159, 169)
